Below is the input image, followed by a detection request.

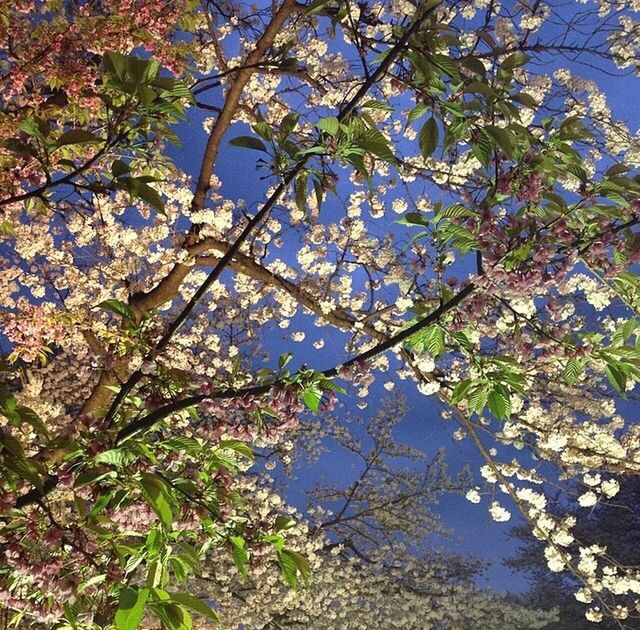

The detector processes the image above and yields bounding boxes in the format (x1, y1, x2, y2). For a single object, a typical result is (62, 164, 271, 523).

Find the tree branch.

(98, 0, 440, 425)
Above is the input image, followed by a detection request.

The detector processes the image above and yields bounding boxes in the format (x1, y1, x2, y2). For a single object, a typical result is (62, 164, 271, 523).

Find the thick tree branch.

(81, 0, 299, 416)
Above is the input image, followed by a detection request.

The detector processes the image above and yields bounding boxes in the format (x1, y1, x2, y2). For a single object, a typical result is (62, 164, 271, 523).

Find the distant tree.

(177, 396, 554, 629)
(508, 476, 640, 629)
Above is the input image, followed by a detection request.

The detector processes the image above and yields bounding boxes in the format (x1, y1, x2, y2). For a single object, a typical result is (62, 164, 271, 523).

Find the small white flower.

(489, 501, 511, 522)
(601, 479, 620, 498)
(544, 546, 566, 572)
(578, 491, 598, 508)
(465, 489, 481, 504)
(575, 588, 593, 604)
(391, 198, 408, 214)
(583, 473, 601, 487)
(140, 360, 157, 375)
(442, 251, 455, 266)
(395, 297, 413, 312)
(585, 608, 603, 623)
(480, 465, 497, 484)
(417, 380, 440, 396)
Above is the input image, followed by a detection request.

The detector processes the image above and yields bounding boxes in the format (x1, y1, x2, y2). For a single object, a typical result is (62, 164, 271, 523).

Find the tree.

(177, 396, 554, 629)
(2, 0, 640, 627)
(508, 476, 640, 629)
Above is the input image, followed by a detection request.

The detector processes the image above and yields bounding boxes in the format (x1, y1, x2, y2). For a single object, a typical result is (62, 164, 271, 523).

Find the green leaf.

(438, 204, 473, 219)
(88, 492, 113, 520)
(150, 587, 171, 602)
(15, 405, 48, 436)
(170, 594, 219, 622)
(0, 391, 17, 420)
(0, 431, 27, 462)
(20, 116, 49, 139)
(95, 299, 135, 321)
(564, 357, 586, 386)
(483, 125, 514, 159)
(305, 0, 332, 15)
(0, 394, 50, 437)
(419, 118, 439, 158)
(112, 159, 131, 178)
(114, 176, 166, 214)
(564, 162, 588, 183)
(468, 383, 489, 414)
(313, 179, 324, 211)
(465, 80, 494, 97)
(277, 548, 310, 589)
(279, 352, 293, 369)
(294, 176, 307, 213)
(357, 128, 396, 163)
(450, 379, 473, 405)
(605, 163, 629, 178)
(460, 56, 487, 77)
(315, 116, 340, 137)
(1, 138, 38, 157)
(612, 320, 639, 347)
(115, 586, 149, 630)
(263, 533, 285, 550)
(94, 449, 129, 467)
(103, 51, 127, 81)
(145, 560, 164, 588)
(302, 389, 322, 413)
(229, 136, 268, 152)
(0, 430, 26, 460)
(361, 99, 394, 112)
(512, 92, 538, 109)
(77, 573, 107, 595)
(426, 325, 445, 359)
(345, 153, 369, 179)
(127, 55, 160, 86)
(217, 440, 254, 461)
(487, 384, 511, 420)
(500, 52, 530, 71)
(154, 603, 192, 630)
(0, 221, 15, 236)
(411, 324, 445, 359)
(140, 473, 175, 529)
(74, 469, 117, 488)
(604, 360, 628, 397)
(448, 332, 473, 354)
(408, 102, 428, 123)
(0, 429, 44, 490)
(398, 212, 430, 227)
(230, 536, 249, 575)
(279, 112, 300, 140)
(176, 544, 201, 574)
(159, 78, 193, 101)
(275, 515, 296, 532)
(252, 120, 273, 141)
(133, 181, 165, 214)
(471, 132, 493, 167)
(56, 129, 101, 148)
(299, 145, 326, 156)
